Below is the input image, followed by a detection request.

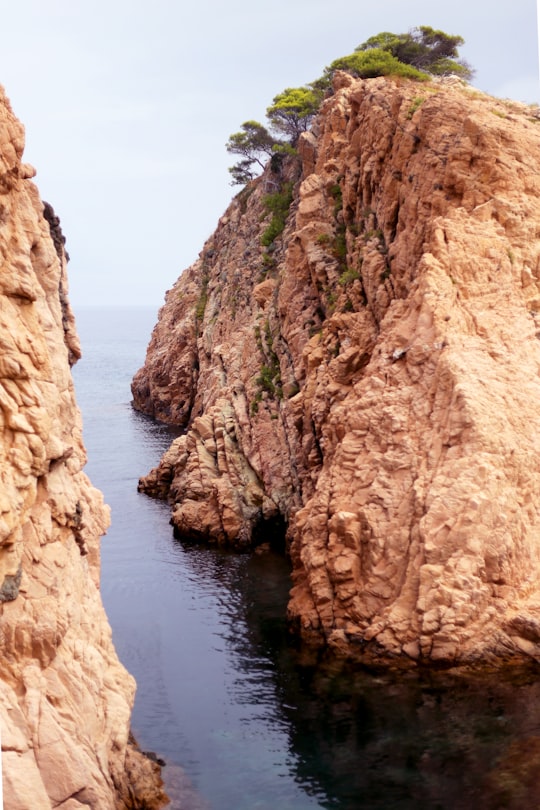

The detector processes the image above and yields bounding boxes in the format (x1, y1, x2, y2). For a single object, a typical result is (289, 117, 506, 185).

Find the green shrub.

(195, 274, 209, 321)
(355, 26, 473, 80)
(253, 318, 283, 402)
(330, 183, 343, 216)
(407, 96, 425, 118)
(261, 182, 294, 246)
(265, 360, 282, 396)
(333, 231, 347, 260)
(260, 364, 275, 389)
(328, 49, 429, 82)
(338, 267, 360, 285)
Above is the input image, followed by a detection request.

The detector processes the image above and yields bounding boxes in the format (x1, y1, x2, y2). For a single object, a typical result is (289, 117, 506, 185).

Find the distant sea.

(72, 306, 540, 810)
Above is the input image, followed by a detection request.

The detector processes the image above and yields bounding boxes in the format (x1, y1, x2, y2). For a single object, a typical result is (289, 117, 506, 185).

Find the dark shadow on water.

(175, 538, 540, 810)
(131, 407, 185, 442)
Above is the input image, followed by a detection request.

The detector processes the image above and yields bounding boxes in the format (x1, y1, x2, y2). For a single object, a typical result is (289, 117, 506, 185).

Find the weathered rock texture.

(133, 73, 540, 667)
(0, 87, 167, 808)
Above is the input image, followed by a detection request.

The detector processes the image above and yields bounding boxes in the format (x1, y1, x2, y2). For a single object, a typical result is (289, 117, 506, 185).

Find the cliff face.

(0, 88, 166, 808)
(132, 73, 540, 667)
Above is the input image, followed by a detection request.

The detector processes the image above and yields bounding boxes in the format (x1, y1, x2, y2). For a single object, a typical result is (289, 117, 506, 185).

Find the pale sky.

(0, 0, 537, 309)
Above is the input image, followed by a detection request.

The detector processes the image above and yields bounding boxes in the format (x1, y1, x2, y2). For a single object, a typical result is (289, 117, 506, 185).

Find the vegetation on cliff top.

(226, 26, 473, 185)
(351, 27, 473, 80)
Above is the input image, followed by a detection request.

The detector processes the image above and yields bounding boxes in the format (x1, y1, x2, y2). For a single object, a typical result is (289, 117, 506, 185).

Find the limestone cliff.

(0, 87, 167, 808)
(133, 73, 540, 667)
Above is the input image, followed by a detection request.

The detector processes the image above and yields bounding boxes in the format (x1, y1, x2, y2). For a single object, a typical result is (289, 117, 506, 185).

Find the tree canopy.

(327, 49, 429, 82)
(356, 26, 473, 80)
(266, 85, 324, 144)
(225, 121, 278, 184)
(226, 26, 474, 185)
(226, 86, 323, 184)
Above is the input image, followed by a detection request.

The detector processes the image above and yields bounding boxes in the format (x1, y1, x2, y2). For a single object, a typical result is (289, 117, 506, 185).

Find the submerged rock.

(133, 73, 540, 668)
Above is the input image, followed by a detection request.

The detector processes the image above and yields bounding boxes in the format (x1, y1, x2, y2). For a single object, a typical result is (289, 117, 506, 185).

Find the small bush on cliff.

(261, 182, 294, 247)
(327, 49, 428, 82)
(253, 318, 283, 404)
(195, 270, 209, 322)
(256, 364, 280, 396)
(338, 267, 360, 286)
(355, 26, 474, 80)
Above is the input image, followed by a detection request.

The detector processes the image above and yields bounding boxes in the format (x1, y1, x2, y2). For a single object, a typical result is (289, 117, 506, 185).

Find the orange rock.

(133, 75, 540, 667)
(0, 85, 166, 808)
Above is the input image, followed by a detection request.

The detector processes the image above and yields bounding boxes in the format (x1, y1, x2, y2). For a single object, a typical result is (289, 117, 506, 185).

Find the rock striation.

(0, 87, 167, 808)
(133, 73, 540, 667)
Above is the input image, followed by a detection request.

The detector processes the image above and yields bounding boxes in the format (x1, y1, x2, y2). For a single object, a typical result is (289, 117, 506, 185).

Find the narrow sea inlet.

(73, 306, 540, 810)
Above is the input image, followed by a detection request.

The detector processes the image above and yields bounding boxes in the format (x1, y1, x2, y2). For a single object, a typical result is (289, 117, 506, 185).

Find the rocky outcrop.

(133, 73, 540, 667)
(0, 86, 167, 808)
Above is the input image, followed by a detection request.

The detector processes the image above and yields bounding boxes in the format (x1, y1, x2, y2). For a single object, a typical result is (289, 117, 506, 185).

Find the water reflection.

(282, 663, 540, 810)
(171, 539, 540, 810)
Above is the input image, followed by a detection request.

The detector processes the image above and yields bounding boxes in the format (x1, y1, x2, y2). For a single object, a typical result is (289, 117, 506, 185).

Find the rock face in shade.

(0, 87, 167, 808)
(133, 73, 540, 667)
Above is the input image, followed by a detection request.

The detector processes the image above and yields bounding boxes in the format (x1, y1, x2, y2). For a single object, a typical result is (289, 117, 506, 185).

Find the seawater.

(73, 306, 540, 810)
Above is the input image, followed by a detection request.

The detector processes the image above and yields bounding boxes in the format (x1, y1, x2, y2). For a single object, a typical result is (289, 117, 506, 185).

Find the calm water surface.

(73, 306, 540, 810)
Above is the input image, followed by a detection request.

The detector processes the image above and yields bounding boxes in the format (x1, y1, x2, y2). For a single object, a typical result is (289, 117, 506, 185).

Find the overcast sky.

(0, 0, 537, 311)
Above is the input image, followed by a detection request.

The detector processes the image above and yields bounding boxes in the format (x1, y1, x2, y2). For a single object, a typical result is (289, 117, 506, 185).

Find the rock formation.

(0, 86, 167, 808)
(133, 73, 540, 667)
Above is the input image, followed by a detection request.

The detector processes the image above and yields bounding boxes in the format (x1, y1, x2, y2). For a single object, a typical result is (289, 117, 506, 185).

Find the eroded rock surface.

(0, 86, 167, 808)
(133, 74, 540, 667)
